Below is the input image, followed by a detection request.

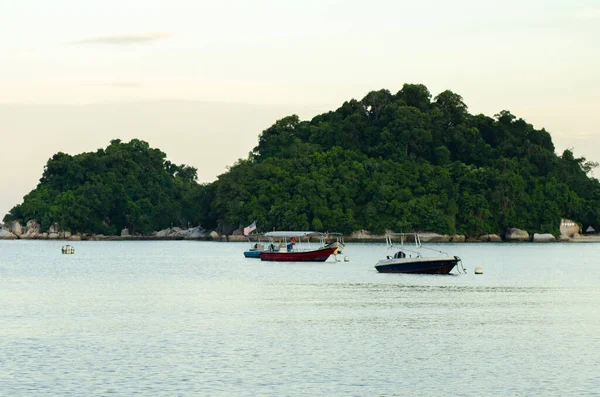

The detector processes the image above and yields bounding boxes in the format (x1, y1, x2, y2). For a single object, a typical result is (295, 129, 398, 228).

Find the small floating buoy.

(474, 266, 483, 274)
(62, 245, 75, 254)
(344, 256, 349, 262)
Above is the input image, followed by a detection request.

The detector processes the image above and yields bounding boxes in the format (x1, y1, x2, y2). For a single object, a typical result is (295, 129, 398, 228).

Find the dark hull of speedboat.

(375, 258, 459, 274)
(260, 247, 335, 262)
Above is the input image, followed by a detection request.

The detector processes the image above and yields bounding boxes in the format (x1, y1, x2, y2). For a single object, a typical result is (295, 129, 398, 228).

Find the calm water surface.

(1, 241, 599, 396)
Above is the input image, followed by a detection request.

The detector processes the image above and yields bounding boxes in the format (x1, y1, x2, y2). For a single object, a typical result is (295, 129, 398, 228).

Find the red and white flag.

(243, 221, 257, 236)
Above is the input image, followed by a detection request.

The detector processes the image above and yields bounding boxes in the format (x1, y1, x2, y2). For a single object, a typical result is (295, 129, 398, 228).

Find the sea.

(1, 240, 599, 396)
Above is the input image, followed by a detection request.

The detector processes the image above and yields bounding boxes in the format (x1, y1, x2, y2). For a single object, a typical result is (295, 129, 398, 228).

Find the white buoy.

(474, 266, 483, 274)
(62, 245, 75, 254)
(344, 256, 349, 262)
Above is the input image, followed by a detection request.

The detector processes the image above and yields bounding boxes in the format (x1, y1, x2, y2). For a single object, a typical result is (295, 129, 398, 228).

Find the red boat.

(260, 246, 336, 262)
(259, 231, 337, 262)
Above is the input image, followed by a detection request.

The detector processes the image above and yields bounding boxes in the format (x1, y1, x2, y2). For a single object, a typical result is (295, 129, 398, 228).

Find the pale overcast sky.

(1, 0, 599, 216)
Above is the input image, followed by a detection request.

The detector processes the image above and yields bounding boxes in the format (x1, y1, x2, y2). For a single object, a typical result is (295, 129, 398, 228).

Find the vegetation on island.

(3, 139, 209, 235)
(4, 84, 600, 237)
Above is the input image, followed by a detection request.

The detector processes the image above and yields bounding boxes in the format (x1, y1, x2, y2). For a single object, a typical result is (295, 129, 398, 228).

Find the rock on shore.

(9, 221, 23, 237)
(533, 233, 556, 242)
(152, 226, 210, 240)
(419, 233, 452, 242)
(0, 228, 18, 239)
(22, 221, 41, 239)
(348, 230, 384, 241)
(0, 220, 214, 241)
(505, 228, 530, 242)
(0, 219, 574, 243)
(478, 234, 503, 242)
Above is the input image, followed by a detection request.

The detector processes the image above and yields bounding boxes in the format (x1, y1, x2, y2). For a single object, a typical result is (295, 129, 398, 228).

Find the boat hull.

(375, 257, 459, 274)
(243, 250, 262, 258)
(260, 247, 335, 262)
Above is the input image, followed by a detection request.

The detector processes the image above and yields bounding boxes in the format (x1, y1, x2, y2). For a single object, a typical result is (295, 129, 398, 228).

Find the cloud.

(575, 7, 600, 21)
(72, 33, 173, 45)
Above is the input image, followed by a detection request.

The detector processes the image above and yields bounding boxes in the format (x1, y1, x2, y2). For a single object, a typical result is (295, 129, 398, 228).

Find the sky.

(1, 0, 599, 217)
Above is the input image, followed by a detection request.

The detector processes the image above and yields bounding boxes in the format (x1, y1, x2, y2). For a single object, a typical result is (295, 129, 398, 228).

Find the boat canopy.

(264, 231, 324, 238)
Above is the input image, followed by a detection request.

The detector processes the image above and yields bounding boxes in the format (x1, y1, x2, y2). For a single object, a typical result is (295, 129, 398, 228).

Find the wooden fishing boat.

(259, 231, 336, 262)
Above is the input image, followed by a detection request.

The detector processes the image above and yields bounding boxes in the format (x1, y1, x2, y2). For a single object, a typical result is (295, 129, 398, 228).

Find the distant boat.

(243, 234, 270, 258)
(244, 242, 266, 258)
(375, 233, 463, 274)
(259, 231, 336, 262)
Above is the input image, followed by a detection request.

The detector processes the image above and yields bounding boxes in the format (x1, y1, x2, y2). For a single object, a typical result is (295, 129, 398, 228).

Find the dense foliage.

(212, 84, 600, 236)
(5, 84, 600, 236)
(3, 139, 213, 234)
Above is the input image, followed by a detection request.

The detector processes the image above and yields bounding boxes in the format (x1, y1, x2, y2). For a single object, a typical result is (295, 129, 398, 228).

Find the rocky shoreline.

(1, 220, 598, 243)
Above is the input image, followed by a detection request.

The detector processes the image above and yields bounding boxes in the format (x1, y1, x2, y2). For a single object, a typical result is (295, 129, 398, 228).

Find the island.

(2, 84, 599, 242)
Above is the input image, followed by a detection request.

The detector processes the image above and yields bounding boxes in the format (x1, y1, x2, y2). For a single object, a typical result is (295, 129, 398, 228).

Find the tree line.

(4, 84, 600, 237)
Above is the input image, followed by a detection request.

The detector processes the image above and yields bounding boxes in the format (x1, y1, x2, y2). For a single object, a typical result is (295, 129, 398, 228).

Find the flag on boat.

(243, 221, 257, 236)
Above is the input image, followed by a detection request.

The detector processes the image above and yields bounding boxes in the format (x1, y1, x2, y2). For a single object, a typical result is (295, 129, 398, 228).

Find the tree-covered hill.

(3, 139, 211, 235)
(4, 84, 600, 237)
(212, 84, 600, 236)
